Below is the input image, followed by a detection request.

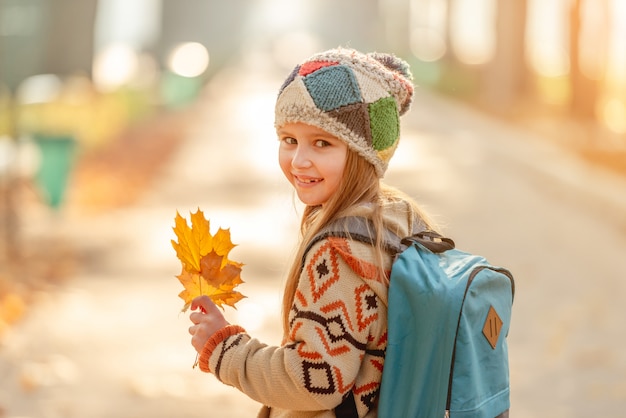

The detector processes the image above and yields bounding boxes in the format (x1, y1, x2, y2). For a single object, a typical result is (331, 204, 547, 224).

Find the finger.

(191, 334, 204, 353)
(190, 295, 210, 312)
(191, 295, 218, 314)
(189, 311, 202, 325)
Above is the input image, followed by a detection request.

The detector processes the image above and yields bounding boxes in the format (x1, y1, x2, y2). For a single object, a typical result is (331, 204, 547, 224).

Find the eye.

(281, 136, 297, 145)
(314, 139, 331, 148)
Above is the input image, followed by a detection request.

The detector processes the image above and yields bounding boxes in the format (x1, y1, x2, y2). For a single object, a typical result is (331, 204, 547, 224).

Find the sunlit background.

(1, 0, 624, 210)
(3, 0, 622, 238)
(0, 0, 625, 417)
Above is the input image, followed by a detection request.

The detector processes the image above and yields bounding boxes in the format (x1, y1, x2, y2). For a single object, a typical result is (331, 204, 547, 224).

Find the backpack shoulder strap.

(299, 216, 387, 282)
(304, 216, 403, 257)
(402, 230, 456, 253)
(312, 216, 455, 252)
(303, 216, 455, 267)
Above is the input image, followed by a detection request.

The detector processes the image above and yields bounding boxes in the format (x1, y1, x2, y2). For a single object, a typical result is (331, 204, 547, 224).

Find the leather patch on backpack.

(483, 306, 503, 349)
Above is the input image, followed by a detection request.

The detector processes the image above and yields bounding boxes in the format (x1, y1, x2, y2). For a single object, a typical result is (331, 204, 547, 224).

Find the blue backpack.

(317, 217, 515, 418)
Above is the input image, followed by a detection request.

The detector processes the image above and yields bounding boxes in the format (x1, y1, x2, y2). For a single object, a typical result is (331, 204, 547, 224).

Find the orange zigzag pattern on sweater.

(290, 322, 324, 360)
(328, 237, 385, 284)
(333, 365, 355, 394)
(289, 321, 303, 341)
(354, 381, 379, 396)
(370, 358, 384, 372)
(321, 300, 355, 332)
(297, 342, 323, 360)
(355, 284, 378, 331)
(315, 327, 350, 356)
(306, 240, 341, 302)
(295, 289, 308, 307)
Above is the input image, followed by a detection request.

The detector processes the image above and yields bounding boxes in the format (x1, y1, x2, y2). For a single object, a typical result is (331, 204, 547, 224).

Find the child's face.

(277, 122, 348, 206)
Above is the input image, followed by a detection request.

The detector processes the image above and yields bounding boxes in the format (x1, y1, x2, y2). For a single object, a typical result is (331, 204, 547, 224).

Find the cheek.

(329, 166, 345, 191)
(325, 156, 347, 193)
(278, 149, 293, 182)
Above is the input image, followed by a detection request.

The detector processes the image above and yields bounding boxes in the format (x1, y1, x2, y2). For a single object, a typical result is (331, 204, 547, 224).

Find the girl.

(188, 47, 438, 417)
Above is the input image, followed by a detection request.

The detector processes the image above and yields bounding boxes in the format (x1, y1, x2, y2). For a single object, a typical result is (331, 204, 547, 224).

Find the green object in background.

(33, 134, 77, 209)
(160, 71, 203, 109)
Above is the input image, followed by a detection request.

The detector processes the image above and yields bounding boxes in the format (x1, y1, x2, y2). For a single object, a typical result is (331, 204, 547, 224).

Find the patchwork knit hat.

(275, 47, 414, 177)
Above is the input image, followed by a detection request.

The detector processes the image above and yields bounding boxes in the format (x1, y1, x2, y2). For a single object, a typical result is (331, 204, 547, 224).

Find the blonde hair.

(281, 149, 438, 335)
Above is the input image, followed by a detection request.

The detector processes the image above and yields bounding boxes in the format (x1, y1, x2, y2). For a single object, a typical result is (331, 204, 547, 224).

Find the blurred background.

(0, 0, 625, 417)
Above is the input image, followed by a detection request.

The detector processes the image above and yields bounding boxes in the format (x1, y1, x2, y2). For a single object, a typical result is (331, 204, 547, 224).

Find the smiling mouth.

(295, 176, 322, 184)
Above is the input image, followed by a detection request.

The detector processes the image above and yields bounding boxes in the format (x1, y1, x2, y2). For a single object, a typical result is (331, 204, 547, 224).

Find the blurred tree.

(442, 0, 460, 67)
(481, 0, 530, 113)
(0, 0, 46, 259)
(0, 0, 46, 91)
(0, 0, 97, 86)
(568, 0, 607, 122)
(41, 0, 98, 77)
(0, 0, 97, 258)
(437, 0, 482, 97)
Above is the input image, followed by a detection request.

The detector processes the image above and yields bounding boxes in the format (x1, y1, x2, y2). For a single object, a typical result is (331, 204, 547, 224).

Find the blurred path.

(1, 59, 626, 418)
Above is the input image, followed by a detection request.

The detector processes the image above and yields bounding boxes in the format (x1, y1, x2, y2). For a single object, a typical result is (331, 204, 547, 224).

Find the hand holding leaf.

(172, 209, 245, 312)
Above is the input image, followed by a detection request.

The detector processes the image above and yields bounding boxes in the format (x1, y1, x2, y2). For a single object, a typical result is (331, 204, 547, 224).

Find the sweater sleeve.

(200, 236, 387, 412)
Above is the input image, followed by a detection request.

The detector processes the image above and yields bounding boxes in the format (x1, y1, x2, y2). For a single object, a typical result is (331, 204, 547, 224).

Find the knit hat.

(274, 47, 414, 177)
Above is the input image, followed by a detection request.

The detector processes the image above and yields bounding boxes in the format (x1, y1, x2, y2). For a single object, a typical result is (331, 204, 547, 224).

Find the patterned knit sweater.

(198, 201, 421, 417)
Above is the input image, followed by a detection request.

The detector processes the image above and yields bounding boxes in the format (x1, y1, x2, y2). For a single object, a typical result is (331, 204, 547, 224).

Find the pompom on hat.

(274, 47, 414, 177)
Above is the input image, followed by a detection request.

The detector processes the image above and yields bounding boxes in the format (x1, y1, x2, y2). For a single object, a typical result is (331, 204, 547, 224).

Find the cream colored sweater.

(199, 202, 420, 417)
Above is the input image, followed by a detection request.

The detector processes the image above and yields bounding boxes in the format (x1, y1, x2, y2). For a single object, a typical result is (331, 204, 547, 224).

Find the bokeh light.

(600, 98, 626, 134)
(92, 43, 139, 92)
(526, 0, 570, 77)
(450, 0, 495, 65)
(410, 27, 446, 62)
(15, 74, 62, 105)
(409, 0, 447, 62)
(606, 0, 626, 89)
(167, 42, 209, 78)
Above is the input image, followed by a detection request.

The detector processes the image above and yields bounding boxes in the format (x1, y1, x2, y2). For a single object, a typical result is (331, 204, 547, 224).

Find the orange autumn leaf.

(171, 209, 245, 311)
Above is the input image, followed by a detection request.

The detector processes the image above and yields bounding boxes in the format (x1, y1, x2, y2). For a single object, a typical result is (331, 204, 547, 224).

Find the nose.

(291, 144, 312, 169)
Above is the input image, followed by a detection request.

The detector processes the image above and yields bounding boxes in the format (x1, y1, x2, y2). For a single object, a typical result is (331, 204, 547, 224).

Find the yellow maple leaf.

(172, 209, 245, 312)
